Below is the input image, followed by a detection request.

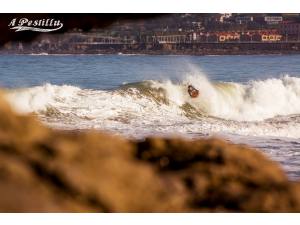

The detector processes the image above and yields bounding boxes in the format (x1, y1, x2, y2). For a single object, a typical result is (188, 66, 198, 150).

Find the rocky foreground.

(0, 95, 300, 212)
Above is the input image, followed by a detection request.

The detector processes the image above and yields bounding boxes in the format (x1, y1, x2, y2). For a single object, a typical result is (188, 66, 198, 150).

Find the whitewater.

(5, 74, 300, 139)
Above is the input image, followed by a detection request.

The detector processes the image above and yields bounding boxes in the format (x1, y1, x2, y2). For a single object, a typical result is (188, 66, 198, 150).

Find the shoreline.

(1, 51, 300, 56)
(3, 41, 300, 56)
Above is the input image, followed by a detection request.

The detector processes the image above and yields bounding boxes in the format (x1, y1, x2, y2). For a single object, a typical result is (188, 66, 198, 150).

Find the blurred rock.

(0, 95, 299, 212)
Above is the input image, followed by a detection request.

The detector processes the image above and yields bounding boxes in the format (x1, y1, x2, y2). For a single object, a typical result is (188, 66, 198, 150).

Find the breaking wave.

(4, 74, 300, 138)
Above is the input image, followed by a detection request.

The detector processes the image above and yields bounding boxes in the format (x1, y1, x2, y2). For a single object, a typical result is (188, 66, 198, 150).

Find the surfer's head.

(188, 85, 194, 91)
(188, 85, 199, 98)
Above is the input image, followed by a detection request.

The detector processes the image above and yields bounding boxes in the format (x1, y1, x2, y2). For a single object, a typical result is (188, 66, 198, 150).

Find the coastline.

(3, 42, 300, 56)
(1, 51, 300, 56)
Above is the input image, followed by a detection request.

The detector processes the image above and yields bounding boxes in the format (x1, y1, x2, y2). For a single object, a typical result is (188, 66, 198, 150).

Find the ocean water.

(1, 54, 300, 179)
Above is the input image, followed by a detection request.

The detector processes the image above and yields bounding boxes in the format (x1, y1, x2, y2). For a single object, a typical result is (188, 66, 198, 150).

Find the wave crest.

(4, 75, 300, 138)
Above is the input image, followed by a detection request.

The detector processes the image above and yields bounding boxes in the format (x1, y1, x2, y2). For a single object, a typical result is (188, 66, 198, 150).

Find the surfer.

(188, 85, 199, 98)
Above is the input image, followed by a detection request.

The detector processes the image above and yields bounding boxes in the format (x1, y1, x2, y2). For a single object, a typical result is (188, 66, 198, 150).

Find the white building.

(264, 16, 283, 24)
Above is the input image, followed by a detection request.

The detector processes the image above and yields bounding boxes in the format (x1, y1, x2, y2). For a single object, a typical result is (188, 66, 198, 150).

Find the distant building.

(219, 13, 232, 23)
(235, 16, 253, 24)
(218, 32, 240, 42)
(279, 23, 300, 35)
(261, 34, 282, 42)
(264, 16, 283, 25)
(151, 34, 187, 44)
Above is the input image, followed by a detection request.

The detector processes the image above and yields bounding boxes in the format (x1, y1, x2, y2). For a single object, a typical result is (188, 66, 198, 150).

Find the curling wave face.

(4, 75, 300, 139)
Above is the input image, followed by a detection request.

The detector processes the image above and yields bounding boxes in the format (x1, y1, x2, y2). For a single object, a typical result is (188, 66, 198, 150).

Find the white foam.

(148, 72, 300, 121)
(4, 74, 300, 139)
(5, 83, 80, 113)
